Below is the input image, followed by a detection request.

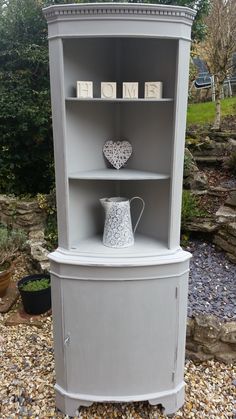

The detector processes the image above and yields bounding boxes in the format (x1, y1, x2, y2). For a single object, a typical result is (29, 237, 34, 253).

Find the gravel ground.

(187, 240, 236, 321)
(0, 316, 235, 419)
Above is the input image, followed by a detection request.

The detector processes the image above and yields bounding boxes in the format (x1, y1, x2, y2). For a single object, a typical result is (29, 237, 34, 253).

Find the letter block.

(145, 82, 163, 99)
(101, 82, 117, 99)
(77, 81, 93, 98)
(123, 82, 139, 99)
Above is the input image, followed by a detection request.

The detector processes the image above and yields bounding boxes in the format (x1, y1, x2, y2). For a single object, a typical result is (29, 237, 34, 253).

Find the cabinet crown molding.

(43, 3, 196, 23)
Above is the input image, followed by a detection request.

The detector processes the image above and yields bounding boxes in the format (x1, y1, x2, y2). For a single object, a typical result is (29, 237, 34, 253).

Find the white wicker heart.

(103, 140, 132, 169)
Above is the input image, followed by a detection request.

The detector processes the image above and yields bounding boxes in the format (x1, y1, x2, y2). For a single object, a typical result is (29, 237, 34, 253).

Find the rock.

(226, 222, 236, 237)
(228, 138, 236, 151)
(227, 253, 236, 264)
(193, 315, 222, 343)
(208, 131, 236, 140)
(186, 317, 194, 337)
(201, 341, 231, 355)
(186, 340, 203, 353)
(220, 322, 236, 343)
(213, 235, 236, 256)
(30, 244, 49, 263)
(28, 230, 45, 242)
(216, 205, 236, 223)
(185, 350, 214, 362)
(225, 191, 236, 208)
(183, 218, 219, 233)
(189, 172, 208, 190)
(194, 156, 226, 165)
(215, 352, 236, 364)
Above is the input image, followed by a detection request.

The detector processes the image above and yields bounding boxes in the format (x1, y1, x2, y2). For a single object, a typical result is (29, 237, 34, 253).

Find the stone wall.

(0, 194, 49, 271)
(186, 315, 236, 364)
(0, 194, 46, 233)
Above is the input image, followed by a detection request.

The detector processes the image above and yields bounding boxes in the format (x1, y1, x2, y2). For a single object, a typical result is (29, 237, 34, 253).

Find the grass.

(187, 96, 236, 126)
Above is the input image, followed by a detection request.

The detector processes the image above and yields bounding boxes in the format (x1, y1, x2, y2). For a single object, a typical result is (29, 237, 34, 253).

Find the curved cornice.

(43, 3, 196, 23)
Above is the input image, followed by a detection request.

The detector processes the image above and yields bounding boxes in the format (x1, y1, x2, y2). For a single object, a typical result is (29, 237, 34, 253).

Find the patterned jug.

(100, 196, 145, 248)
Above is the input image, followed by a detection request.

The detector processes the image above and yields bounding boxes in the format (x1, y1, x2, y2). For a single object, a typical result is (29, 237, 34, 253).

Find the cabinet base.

(55, 382, 185, 416)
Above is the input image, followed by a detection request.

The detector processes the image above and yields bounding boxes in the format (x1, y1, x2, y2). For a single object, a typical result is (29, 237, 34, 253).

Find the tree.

(65, 0, 210, 42)
(0, 0, 53, 195)
(201, 0, 236, 130)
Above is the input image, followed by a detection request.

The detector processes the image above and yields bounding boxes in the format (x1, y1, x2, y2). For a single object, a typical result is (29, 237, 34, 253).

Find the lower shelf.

(70, 233, 169, 257)
(50, 236, 191, 267)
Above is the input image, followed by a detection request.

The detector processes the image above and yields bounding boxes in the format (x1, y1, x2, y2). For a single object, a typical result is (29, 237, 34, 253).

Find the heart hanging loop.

(103, 140, 132, 169)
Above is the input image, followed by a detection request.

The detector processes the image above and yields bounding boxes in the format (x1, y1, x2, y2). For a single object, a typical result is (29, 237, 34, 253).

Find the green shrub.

(181, 190, 204, 224)
(0, 225, 27, 269)
(37, 190, 58, 251)
(0, 0, 54, 195)
(20, 278, 50, 292)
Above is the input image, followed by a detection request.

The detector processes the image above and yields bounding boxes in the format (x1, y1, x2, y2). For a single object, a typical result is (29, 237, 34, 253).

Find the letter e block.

(101, 82, 117, 99)
(123, 82, 139, 99)
(77, 81, 93, 99)
(145, 82, 163, 99)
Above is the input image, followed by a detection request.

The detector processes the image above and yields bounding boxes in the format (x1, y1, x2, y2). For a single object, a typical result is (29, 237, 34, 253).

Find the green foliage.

(0, 224, 27, 267)
(187, 97, 236, 127)
(66, 0, 210, 42)
(223, 152, 236, 175)
(0, 0, 54, 195)
(37, 189, 58, 250)
(181, 190, 204, 224)
(20, 277, 50, 291)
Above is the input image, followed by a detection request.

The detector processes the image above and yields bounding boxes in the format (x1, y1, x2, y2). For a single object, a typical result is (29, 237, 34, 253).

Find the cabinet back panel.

(69, 180, 115, 247)
(121, 103, 173, 173)
(66, 102, 116, 173)
(63, 38, 177, 98)
(66, 102, 173, 174)
(121, 180, 169, 243)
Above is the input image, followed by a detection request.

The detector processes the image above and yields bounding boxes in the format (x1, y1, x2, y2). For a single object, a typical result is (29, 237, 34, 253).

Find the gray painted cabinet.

(43, 3, 195, 416)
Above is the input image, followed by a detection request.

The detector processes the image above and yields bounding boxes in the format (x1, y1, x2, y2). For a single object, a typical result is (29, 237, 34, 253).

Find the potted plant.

(0, 225, 26, 297)
(18, 273, 51, 315)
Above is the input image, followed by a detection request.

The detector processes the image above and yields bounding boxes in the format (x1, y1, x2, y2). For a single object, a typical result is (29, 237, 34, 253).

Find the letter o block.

(101, 82, 117, 99)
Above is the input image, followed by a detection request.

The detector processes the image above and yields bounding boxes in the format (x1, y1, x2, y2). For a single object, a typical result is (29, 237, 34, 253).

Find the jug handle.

(130, 196, 145, 234)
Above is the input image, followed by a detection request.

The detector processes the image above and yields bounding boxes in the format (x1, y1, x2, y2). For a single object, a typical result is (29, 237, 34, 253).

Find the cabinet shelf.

(69, 169, 170, 181)
(66, 97, 174, 103)
(70, 233, 171, 260)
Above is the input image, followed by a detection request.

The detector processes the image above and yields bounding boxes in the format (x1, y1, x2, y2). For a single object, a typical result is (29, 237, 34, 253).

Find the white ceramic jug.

(100, 196, 145, 248)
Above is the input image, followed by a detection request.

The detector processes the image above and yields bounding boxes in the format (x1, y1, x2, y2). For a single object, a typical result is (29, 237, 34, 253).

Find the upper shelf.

(66, 97, 174, 103)
(69, 169, 170, 181)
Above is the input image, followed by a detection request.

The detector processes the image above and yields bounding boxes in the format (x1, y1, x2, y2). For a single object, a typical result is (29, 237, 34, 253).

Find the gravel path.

(0, 316, 235, 419)
(187, 240, 236, 321)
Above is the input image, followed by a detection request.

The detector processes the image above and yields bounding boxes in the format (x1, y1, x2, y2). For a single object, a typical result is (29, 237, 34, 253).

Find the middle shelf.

(68, 168, 170, 181)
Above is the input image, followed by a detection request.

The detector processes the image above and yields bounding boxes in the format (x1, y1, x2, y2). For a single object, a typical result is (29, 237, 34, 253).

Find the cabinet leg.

(148, 384, 184, 415)
(55, 391, 93, 417)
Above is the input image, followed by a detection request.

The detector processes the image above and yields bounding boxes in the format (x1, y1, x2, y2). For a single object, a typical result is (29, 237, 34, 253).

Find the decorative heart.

(103, 140, 132, 170)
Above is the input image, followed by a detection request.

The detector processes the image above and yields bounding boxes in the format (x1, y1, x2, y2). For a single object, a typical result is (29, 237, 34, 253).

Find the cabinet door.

(62, 274, 179, 398)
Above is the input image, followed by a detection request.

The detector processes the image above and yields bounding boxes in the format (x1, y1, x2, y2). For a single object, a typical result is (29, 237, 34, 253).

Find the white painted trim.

(43, 3, 195, 21)
(55, 381, 185, 403)
(49, 247, 191, 267)
(50, 268, 190, 281)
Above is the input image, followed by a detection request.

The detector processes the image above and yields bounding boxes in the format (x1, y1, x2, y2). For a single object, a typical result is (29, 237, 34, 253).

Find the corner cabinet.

(43, 3, 195, 416)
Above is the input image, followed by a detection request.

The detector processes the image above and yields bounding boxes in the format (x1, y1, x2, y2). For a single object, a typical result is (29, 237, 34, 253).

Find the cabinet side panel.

(169, 40, 191, 249)
(175, 271, 189, 385)
(49, 38, 69, 248)
(51, 274, 68, 390)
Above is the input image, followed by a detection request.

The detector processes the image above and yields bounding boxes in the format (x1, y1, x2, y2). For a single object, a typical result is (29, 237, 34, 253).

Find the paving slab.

(0, 281, 19, 313)
(5, 304, 51, 328)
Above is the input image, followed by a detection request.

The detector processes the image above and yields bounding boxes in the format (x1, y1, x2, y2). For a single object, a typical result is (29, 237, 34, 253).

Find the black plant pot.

(18, 274, 51, 315)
